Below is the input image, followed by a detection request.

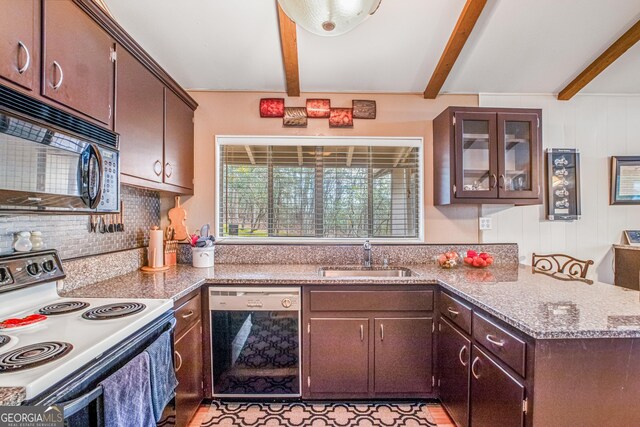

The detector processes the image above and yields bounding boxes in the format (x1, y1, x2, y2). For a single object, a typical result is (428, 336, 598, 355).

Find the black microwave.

(0, 86, 119, 213)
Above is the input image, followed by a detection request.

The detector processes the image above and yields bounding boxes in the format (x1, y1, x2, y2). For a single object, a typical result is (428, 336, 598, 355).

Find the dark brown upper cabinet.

(0, 0, 39, 93)
(164, 88, 195, 190)
(115, 45, 165, 184)
(434, 107, 542, 205)
(42, 0, 115, 126)
(118, 84, 195, 194)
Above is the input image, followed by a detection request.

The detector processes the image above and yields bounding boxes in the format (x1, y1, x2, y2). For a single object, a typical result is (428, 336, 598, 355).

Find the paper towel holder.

(141, 226, 170, 273)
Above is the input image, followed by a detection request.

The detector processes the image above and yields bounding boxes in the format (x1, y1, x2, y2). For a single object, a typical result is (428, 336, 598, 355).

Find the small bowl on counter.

(462, 250, 494, 268)
(436, 251, 461, 269)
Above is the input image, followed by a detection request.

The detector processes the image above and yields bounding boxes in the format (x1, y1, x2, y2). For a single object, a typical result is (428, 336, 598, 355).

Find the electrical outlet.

(479, 217, 492, 230)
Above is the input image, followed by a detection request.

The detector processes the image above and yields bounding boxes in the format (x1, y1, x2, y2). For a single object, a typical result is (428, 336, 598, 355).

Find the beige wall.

(161, 91, 481, 243)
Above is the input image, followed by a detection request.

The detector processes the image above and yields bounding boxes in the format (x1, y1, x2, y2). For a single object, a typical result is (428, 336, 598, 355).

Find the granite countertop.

(4, 262, 640, 406)
(60, 262, 640, 340)
(61, 264, 210, 302)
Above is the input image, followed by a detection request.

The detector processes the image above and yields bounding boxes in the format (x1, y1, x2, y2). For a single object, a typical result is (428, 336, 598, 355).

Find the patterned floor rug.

(201, 401, 437, 427)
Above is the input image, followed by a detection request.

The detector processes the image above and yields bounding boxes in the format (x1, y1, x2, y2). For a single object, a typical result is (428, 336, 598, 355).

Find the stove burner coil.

(0, 335, 9, 349)
(81, 302, 146, 320)
(38, 301, 90, 315)
(0, 342, 73, 372)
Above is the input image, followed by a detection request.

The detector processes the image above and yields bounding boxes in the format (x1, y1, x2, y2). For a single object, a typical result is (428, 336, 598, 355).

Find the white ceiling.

(104, 0, 640, 94)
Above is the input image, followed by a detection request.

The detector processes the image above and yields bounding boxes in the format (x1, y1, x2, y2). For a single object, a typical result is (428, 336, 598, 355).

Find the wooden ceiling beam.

(558, 19, 640, 100)
(277, 3, 301, 97)
(423, 0, 487, 99)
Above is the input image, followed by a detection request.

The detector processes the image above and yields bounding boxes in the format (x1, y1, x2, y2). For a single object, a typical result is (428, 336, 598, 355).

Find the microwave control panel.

(98, 147, 119, 212)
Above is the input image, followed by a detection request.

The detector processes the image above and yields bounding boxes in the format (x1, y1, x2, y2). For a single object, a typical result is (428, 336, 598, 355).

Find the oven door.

(23, 311, 175, 425)
(211, 310, 301, 398)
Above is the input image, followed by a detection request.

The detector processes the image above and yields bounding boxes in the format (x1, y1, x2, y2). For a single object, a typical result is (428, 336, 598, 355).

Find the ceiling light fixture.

(277, 0, 382, 37)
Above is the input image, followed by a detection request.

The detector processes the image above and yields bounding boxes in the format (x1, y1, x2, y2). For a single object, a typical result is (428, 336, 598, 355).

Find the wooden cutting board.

(168, 196, 189, 241)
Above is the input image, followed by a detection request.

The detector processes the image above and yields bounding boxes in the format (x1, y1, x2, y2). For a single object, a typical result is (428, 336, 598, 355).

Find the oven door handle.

(60, 385, 103, 419)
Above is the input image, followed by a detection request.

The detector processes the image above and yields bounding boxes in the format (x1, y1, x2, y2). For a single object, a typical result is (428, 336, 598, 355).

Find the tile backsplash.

(0, 186, 160, 259)
(178, 243, 519, 265)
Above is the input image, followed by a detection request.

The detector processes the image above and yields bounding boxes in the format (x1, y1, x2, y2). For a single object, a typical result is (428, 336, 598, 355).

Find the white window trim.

(214, 135, 425, 243)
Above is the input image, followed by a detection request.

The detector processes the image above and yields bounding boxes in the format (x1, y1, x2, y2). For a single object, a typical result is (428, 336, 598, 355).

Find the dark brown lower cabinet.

(438, 318, 470, 427)
(470, 346, 525, 427)
(374, 317, 433, 394)
(174, 320, 204, 427)
(308, 318, 369, 394)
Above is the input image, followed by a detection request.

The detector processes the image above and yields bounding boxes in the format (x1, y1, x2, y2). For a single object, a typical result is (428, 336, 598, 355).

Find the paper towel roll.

(148, 226, 164, 268)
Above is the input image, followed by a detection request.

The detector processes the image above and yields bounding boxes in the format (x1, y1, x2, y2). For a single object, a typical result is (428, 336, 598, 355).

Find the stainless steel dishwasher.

(208, 287, 301, 398)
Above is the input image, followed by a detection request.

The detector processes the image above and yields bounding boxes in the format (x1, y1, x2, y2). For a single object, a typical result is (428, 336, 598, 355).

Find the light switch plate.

(479, 217, 492, 230)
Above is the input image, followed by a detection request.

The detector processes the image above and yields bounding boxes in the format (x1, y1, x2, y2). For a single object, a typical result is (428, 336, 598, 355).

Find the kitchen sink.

(318, 267, 415, 278)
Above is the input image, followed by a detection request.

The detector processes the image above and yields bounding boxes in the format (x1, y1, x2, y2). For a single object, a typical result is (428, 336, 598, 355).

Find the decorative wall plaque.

(352, 99, 376, 119)
(306, 99, 331, 118)
(283, 107, 307, 127)
(546, 148, 581, 221)
(329, 108, 353, 128)
(259, 98, 285, 118)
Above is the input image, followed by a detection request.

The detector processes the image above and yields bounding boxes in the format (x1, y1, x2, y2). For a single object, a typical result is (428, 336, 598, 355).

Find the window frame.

(215, 135, 425, 243)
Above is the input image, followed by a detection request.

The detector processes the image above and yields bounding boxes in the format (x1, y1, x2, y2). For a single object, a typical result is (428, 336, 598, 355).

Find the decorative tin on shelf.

(610, 156, 640, 205)
(259, 98, 285, 118)
(306, 99, 331, 118)
(546, 148, 581, 221)
(329, 108, 353, 128)
(352, 99, 376, 119)
(283, 107, 308, 127)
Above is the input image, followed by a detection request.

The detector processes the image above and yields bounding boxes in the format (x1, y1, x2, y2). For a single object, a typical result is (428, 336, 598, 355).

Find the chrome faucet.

(363, 240, 372, 268)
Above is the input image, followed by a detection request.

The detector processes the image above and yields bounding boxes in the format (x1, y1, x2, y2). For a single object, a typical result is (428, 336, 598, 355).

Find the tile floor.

(188, 402, 455, 427)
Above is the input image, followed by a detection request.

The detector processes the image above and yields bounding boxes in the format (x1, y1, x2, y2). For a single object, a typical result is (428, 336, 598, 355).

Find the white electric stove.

(0, 250, 173, 401)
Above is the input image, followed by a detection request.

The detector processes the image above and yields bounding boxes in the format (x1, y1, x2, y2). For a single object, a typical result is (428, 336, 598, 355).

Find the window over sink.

(216, 136, 423, 241)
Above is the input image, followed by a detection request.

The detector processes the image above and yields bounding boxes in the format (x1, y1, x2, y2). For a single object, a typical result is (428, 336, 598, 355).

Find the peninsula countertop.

(60, 262, 640, 340)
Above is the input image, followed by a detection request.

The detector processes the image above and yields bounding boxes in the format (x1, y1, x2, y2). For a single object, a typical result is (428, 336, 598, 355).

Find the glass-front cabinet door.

(497, 113, 540, 199)
(454, 112, 498, 199)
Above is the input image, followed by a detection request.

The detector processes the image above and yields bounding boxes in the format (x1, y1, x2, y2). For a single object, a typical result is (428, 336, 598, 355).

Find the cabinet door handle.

(52, 61, 64, 90)
(486, 334, 505, 347)
(498, 174, 505, 189)
(458, 345, 468, 367)
(153, 160, 162, 176)
(17, 41, 30, 74)
(471, 356, 481, 379)
(380, 323, 384, 341)
(165, 162, 173, 178)
(360, 324, 364, 341)
(447, 307, 459, 317)
(174, 350, 183, 372)
(181, 310, 194, 319)
(489, 173, 497, 189)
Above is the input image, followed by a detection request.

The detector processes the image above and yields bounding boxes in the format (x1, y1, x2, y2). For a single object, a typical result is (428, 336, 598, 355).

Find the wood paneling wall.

(479, 94, 640, 284)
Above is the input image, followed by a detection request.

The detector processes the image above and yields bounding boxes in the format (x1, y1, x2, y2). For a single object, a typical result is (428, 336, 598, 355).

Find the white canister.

(14, 232, 32, 252)
(30, 231, 44, 250)
(192, 247, 215, 268)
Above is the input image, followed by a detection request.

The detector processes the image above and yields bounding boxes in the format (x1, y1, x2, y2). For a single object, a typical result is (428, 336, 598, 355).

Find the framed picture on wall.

(546, 148, 581, 221)
(611, 156, 640, 205)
